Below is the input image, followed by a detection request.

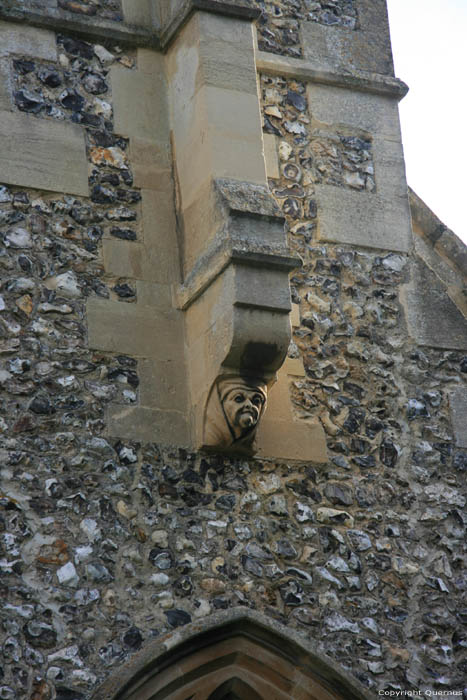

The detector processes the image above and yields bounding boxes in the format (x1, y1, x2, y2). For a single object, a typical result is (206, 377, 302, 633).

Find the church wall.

(0, 2, 466, 699)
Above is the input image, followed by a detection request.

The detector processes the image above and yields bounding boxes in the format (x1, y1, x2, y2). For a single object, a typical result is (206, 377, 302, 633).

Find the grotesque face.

(204, 376, 268, 453)
(223, 387, 266, 437)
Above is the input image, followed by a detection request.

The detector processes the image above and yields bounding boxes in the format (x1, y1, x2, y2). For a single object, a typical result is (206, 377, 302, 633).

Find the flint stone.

(242, 556, 263, 577)
(317, 507, 354, 527)
(316, 566, 345, 590)
(85, 562, 112, 581)
(279, 580, 304, 606)
(245, 543, 273, 561)
(324, 483, 353, 506)
(325, 612, 359, 634)
(327, 555, 350, 573)
(4, 228, 32, 248)
(348, 530, 372, 551)
(24, 621, 57, 648)
(268, 494, 288, 515)
(15, 89, 44, 113)
(296, 503, 314, 522)
(165, 609, 191, 628)
(57, 562, 79, 586)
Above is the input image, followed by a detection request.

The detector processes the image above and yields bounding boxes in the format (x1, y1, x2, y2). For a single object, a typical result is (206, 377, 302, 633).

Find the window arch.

(93, 609, 370, 700)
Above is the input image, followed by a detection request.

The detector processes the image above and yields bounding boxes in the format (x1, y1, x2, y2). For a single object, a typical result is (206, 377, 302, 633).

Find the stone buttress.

(0, 1, 465, 699)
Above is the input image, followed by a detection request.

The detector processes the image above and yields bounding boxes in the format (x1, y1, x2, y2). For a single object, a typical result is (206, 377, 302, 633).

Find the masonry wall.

(0, 2, 466, 699)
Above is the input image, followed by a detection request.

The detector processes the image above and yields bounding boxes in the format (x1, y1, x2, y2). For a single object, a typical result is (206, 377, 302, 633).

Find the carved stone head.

(203, 375, 267, 453)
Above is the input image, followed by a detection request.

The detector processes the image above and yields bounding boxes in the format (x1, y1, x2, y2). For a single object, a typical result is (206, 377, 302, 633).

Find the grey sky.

(386, 0, 467, 244)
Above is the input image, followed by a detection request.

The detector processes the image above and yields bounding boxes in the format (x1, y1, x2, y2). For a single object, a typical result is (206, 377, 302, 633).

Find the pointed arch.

(93, 608, 371, 700)
(207, 677, 263, 700)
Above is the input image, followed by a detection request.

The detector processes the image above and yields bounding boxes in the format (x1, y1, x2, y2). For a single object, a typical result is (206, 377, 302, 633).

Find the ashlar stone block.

(106, 405, 190, 445)
(0, 21, 57, 60)
(403, 259, 467, 350)
(110, 52, 168, 144)
(256, 358, 327, 462)
(305, 83, 412, 252)
(86, 296, 189, 442)
(87, 299, 183, 359)
(307, 84, 402, 139)
(103, 188, 178, 285)
(315, 185, 412, 253)
(302, 0, 394, 76)
(121, 0, 156, 27)
(166, 11, 267, 267)
(263, 133, 280, 179)
(450, 388, 467, 449)
(0, 109, 88, 196)
(129, 138, 171, 190)
(0, 60, 11, 112)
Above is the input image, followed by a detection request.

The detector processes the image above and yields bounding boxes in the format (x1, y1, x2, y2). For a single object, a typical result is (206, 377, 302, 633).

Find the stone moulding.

(177, 179, 298, 311)
(409, 187, 467, 284)
(0, 3, 155, 48)
(0, 0, 260, 50)
(92, 608, 372, 700)
(256, 50, 409, 100)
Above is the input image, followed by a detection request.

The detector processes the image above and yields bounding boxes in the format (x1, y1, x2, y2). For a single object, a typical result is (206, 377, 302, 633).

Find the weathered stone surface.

(302, 0, 394, 75)
(0, 5, 465, 700)
(166, 10, 267, 247)
(404, 259, 467, 350)
(87, 299, 183, 358)
(256, 358, 327, 462)
(0, 21, 57, 60)
(0, 59, 11, 111)
(106, 405, 189, 445)
(450, 388, 467, 448)
(315, 186, 412, 252)
(263, 133, 280, 179)
(129, 139, 171, 190)
(121, 0, 155, 26)
(0, 110, 88, 195)
(110, 52, 168, 143)
(307, 85, 402, 139)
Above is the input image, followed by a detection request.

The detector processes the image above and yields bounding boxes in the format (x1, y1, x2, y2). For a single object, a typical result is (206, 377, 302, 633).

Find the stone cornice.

(177, 239, 299, 312)
(0, 0, 260, 51)
(0, 4, 156, 47)
(0, 1, 409, 104)
(256, 51, 409, 100)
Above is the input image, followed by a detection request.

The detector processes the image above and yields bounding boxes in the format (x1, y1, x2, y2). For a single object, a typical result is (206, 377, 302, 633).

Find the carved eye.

(234, 393, 245, 403)
(252, 394, 263, 406)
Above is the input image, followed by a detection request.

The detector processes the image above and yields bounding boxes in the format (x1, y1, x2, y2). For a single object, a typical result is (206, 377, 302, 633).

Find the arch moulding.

(92, 608, 372, 700)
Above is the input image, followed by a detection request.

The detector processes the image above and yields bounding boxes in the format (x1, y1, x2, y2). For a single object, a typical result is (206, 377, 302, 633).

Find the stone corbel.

(179, 179, 299, 454)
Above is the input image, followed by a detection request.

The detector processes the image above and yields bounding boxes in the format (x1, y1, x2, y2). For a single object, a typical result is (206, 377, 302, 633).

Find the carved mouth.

(238, 410, 259, 428)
